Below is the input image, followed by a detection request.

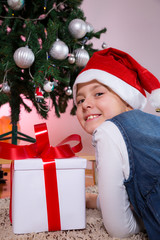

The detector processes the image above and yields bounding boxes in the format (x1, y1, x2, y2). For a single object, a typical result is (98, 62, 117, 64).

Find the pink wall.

(1, 0, 160, 154)
(0, 100, 93, 153)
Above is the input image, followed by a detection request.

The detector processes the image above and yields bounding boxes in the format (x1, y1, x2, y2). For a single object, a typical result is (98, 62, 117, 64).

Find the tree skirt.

(0, 186, 148, 240)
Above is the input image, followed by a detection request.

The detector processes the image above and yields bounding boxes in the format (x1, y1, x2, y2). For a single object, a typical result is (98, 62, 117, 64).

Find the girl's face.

(76, 80, 131, 135)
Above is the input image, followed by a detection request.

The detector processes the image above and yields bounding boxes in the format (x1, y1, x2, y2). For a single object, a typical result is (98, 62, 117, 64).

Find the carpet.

(0, 186, 148, 240)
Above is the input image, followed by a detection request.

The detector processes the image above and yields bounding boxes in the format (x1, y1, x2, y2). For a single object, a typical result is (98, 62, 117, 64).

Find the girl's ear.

(125, 104, 133, 112)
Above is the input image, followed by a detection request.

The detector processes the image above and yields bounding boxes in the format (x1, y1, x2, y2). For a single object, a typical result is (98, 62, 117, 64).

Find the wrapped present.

(0, 123, 86, 234)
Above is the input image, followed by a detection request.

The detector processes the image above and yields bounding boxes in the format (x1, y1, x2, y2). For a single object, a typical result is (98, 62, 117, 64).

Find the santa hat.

(73, 47, 160, 111)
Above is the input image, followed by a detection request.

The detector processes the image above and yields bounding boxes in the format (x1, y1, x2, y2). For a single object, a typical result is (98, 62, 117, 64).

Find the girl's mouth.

(85, 114, 101, 121)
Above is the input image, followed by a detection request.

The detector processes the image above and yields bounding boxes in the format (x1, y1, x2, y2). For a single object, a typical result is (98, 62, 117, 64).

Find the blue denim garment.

(109, 110, 160, 240)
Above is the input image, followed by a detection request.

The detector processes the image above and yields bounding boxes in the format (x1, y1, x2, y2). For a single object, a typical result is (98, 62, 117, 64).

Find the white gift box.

(11, 157, 87, 234)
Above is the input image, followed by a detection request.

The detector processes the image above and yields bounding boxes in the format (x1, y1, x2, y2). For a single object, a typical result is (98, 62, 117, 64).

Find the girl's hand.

(86, 192, 98, 209)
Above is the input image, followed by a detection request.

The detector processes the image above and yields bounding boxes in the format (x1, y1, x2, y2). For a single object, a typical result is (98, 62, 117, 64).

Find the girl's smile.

(85, 114, 101, 121)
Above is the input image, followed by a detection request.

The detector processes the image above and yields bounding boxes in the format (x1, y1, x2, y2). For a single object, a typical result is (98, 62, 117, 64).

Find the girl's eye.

(95, 92, 104, 97)
(77, 99, 84, 105)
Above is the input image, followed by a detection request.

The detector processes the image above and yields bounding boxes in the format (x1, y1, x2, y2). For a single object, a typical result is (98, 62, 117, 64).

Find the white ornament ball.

(49, 39, 69, 60)
(86, 22, 94, 32)
(13, 46, 35, 68)
(68, 19, 87, 39)
(43, 81, 54, 93)
(58, 3, 65, 11)
(102, 42, 107, 49)
(65, 86, 72, 96)
(2, 82, 10, 93)
(68, 54, 75, 64)
(7, 0, 24, 10)
(74, 47, 90, 67)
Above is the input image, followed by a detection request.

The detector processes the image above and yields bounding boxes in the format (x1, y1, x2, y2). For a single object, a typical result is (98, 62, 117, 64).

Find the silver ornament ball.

(2, 82, 10, 93)
(74, 47, 90, 67)
(49, 39, 69, 60)
(7, 0, 24, 10)
(58, 3, 65, 11)
(43, 81, 54, 93)
(86, 22, 94, 32)
(68, 19, 87, 39)
(13, 46, 35, 68)
(102, 42, 108, 49)
(65, 86, 72, 96)
(68, 54, 75, 64)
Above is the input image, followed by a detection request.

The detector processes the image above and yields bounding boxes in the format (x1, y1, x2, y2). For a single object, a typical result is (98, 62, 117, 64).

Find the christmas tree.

(0, 0, 106, 143)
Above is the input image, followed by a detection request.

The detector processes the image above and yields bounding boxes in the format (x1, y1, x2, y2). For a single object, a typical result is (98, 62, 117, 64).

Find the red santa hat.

(73, 47, 160, 111)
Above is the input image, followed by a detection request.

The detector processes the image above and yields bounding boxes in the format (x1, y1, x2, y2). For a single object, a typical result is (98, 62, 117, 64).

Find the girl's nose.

(82, 97, 93, 109)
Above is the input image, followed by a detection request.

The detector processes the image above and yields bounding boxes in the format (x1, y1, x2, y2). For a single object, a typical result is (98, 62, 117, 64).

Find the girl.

(73, 48, 160, 240)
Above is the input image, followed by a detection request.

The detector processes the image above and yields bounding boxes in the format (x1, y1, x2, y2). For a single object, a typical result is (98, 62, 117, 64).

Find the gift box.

(11, 156, 86, 234)
(0, 123, 86, 234)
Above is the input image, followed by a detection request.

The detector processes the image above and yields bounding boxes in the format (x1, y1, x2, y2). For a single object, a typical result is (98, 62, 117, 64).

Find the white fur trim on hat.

(149, 88, 160, 110)
(73, 69, 147, 109)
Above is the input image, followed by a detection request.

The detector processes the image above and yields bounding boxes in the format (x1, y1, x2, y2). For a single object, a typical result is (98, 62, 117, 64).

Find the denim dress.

(109, 110, 160, 240)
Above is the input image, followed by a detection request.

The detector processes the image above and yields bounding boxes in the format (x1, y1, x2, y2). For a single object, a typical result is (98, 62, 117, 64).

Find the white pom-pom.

(149, 89, 160, 111)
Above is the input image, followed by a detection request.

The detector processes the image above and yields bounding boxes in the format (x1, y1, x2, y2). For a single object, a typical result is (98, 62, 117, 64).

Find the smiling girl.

(73, 48, 160, 240)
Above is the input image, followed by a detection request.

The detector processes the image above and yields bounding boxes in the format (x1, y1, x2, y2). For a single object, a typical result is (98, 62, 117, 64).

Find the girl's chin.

(84, 124, 100, 135)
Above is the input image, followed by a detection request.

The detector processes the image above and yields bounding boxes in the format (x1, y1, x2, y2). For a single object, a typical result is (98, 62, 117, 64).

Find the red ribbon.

(34, 123, 61, 231)
(0, 123, 82, 231)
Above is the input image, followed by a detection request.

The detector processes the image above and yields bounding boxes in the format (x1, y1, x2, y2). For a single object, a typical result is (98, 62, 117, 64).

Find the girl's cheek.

(76, 109, 81, 120)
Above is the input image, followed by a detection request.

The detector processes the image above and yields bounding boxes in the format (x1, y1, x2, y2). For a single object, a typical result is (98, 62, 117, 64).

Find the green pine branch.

(0, 0, 107, 124)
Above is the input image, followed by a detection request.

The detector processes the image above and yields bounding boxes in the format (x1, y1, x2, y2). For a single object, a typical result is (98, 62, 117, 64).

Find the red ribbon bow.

(0, 123, 82, 231)
(0, 123, 82, 160)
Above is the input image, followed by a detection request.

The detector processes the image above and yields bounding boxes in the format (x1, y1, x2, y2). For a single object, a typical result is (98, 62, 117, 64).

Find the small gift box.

(11, 156, 86, 234)
(0, 123, 86, 234)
